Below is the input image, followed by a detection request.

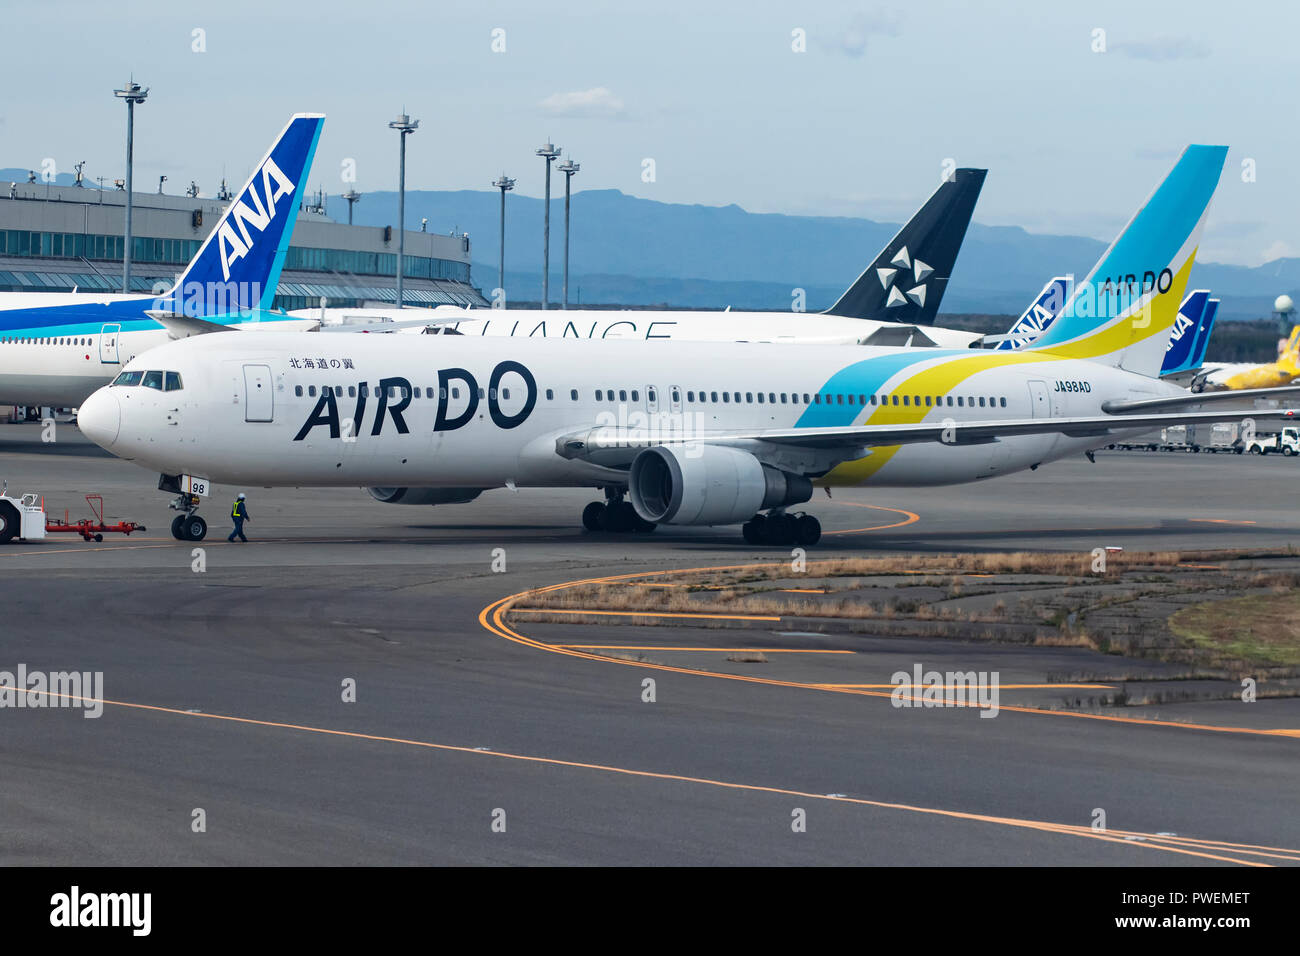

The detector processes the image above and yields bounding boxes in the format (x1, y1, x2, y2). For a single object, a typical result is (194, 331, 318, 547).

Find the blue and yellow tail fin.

(1027, 145, 1228, 376)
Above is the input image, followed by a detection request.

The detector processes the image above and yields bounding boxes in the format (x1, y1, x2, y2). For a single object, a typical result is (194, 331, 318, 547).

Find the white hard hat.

(238, 493, 246, 499)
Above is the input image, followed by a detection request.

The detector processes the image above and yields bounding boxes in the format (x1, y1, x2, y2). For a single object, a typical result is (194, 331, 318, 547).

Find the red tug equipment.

(44, 494, 147, 542)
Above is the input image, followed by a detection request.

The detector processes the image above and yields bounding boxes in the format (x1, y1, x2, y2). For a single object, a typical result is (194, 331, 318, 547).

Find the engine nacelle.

(366, 487, 484, 506)
(629, 445, 812, 526)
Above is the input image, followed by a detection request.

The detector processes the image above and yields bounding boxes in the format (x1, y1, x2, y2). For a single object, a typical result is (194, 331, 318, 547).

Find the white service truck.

(1246, 426, 1300, 456)
(0, 485, 47, 543)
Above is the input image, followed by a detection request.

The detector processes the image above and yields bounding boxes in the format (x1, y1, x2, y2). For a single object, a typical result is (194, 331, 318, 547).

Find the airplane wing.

(556, 406, 1298, 465)
(1101, 384, 1300, 414)
(313, 316, 465, 334)
(148, 311, 321, 338)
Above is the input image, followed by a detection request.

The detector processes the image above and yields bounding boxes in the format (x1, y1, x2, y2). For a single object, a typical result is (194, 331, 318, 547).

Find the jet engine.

(628, 445, 811, 526)
(366, 487, 484, 506)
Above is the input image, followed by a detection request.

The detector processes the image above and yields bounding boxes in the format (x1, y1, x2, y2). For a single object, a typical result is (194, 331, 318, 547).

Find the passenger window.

(546, 389, 554, 400)
(870, 395, 877, 406)
(711, 391, 718, 403)
(837, 395, 844, 405)
(570, 389, 578, 401)
(903, 395, 910, 406)
(164, 371, 184, 392)
(349, 386, 357, 398)
(722, 392, 730, 403)
(813, 394, 821, 404)
(979, 397, 986, 407)
(619, 390, 627, 402)
(925, 396, 932, 406)
(595, 389, 603, 401)
(780, 393, 787, 404)
(295, 386, 303, 397)
(142, 370, 164, 390)
(502, 388, 511, 400)
(748, 393, 756, 403)
(1000, 397, 1007, 408)
(891, 395, 899, 406)
(687, 391, 695, 402)
(946, 396, 954, 407)
(360, 384, 370, 398)
(672, 389, 681, 403)
(309, 386, 317, 397)
(648, 388, 657, 403)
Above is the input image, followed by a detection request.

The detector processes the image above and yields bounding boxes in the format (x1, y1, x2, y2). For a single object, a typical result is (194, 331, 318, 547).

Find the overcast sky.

(3, 0, 1295, 265)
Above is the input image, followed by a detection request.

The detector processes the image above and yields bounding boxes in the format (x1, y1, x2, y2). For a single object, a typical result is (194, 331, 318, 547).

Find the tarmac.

(2, 422, 1298, 865)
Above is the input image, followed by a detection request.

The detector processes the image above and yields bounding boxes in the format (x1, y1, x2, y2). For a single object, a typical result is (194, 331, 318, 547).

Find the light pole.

(343, 187, 361, 225)
(492, 174, 514, 297)
(557, 159, 579, 310)
(114, 79, 148, 293)
(388, 112, 419, 308)
(535, 142, 561, 309)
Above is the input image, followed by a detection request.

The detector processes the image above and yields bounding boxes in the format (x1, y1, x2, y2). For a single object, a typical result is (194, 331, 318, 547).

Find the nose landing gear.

(167, 492, 208, 541)
(742, 511, 821, 547)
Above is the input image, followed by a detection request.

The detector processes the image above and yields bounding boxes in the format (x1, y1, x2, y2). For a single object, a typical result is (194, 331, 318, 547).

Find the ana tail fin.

(1161, 289, 1211, 375)
(1188, 297, 1219, 370)
(992, 276, 1070, 350)
(166, 113, 325, 318)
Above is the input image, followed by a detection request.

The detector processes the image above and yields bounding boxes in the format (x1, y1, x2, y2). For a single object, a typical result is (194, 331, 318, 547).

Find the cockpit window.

(111, 370, 144, 387)
(164, 371, 184, 392)
(142, 370, 164, 390)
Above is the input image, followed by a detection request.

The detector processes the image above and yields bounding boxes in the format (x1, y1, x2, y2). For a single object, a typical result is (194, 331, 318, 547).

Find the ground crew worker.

(228, 493, 250, 542)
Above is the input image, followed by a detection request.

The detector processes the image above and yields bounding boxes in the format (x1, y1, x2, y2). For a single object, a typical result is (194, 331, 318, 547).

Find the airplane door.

(99, 324, 121, 364)
(1028, 380, 1051, 418)
(243, 364, 274, 422)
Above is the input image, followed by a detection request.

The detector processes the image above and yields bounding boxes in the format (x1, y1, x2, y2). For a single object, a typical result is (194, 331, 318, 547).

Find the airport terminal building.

(0, 181, 487, 309)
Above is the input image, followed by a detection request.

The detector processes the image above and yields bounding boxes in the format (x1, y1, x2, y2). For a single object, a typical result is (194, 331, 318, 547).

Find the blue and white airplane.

(74, 144, 1300, 544)
(0, 113, 324, 408)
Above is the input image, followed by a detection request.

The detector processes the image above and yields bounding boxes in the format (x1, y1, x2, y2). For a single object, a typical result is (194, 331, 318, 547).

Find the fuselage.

(295, 305, 985, 349)
(0, 293, 303, 407)
(80, 332, 1179, 491)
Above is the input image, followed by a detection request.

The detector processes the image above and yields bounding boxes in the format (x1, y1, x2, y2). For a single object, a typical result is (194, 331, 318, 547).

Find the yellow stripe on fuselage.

(820, 252, 1195, 486)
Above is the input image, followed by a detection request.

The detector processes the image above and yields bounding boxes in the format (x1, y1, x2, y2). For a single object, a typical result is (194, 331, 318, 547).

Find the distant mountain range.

(332, 188, 1298, 320)
(7, 165, 1295, 319)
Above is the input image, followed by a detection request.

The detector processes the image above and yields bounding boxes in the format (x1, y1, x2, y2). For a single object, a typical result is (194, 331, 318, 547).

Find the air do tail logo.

(216, 159, 296, 281)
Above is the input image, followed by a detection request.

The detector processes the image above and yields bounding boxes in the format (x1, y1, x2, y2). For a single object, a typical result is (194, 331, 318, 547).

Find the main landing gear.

(742, 511, 821, 547)
(582, 488, 656, 534)
(167, 492, 208, 541)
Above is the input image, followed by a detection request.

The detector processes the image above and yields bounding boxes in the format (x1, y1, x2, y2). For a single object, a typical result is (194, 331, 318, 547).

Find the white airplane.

(77, 145, 1296, 546)
(0, 113, 324, 409)
(291, 169, 990, 349)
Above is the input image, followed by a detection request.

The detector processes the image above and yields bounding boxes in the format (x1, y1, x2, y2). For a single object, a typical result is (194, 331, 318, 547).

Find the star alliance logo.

(876, 245, 933, 309)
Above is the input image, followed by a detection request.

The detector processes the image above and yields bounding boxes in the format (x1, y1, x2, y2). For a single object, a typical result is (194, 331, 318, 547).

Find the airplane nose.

(79, 388, 121, 448)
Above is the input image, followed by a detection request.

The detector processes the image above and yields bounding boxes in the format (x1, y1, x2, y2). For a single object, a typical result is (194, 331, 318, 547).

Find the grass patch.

(1168, 592, 1300, 668)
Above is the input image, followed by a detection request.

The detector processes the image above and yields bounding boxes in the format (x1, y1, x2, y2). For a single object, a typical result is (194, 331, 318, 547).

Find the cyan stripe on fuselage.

(794, 349, 969, 428)
(0, 301, 295, 339)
